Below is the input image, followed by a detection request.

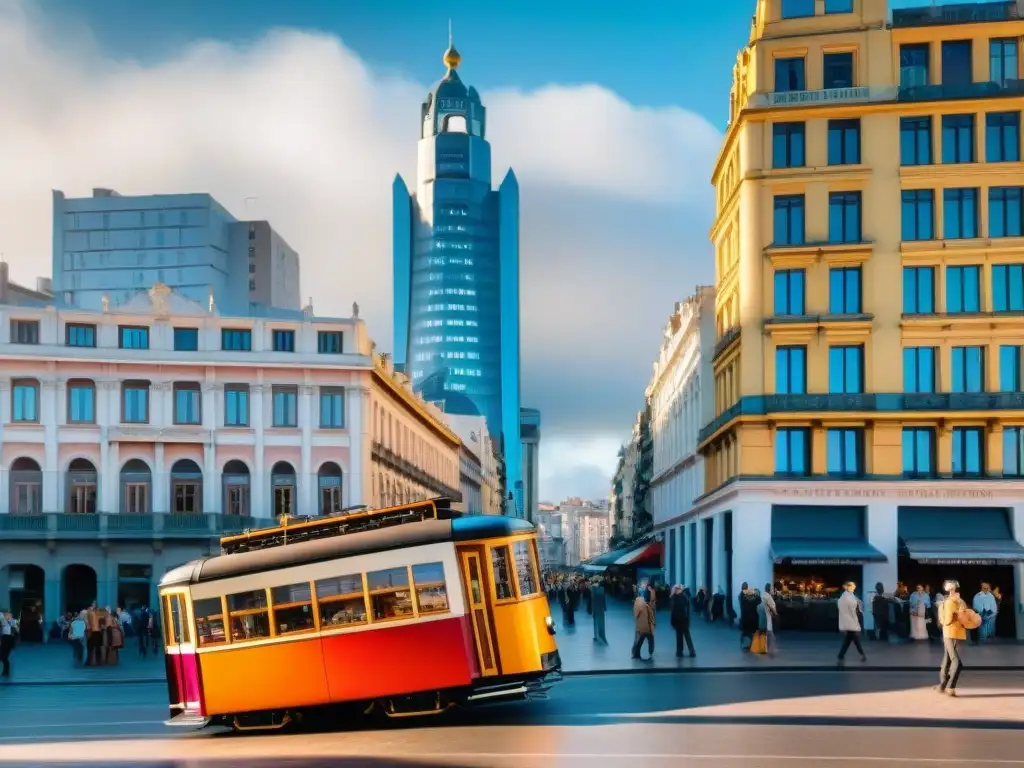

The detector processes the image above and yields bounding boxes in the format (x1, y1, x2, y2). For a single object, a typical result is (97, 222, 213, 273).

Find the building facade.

(682, 0, 1024, 634)
(559, 497, 611, 566)
(392, 40, 523, 513)
(520, 407, 541, 521)
(52, 189, 300, 315)
(443, 412, 503, 514)
(0, 263, 52, 307)
(0, 284, 461, 628)
(647, 288, 716, 586)
(536, 504, 567, 568)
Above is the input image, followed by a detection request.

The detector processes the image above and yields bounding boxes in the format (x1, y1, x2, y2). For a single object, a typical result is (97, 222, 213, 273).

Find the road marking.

(0, 720, 164, 731)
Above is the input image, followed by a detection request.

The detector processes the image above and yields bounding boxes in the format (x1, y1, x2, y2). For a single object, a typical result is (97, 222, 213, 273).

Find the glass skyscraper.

(393, 40, 522, 514)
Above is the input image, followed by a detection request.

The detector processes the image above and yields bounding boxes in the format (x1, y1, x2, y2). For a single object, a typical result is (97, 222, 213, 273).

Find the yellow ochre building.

(660, 0, 1024, 636)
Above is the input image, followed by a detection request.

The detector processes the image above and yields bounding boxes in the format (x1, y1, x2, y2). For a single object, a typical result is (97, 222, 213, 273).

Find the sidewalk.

(4, 601, 1024, 685)
(554, 599, 1024, 674)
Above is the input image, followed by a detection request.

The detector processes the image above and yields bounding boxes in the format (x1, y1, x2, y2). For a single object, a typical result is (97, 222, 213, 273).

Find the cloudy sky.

(0, 0, 750, 502)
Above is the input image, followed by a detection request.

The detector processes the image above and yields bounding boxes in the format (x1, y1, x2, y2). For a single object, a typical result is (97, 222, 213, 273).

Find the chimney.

(0, 261, 8, 304)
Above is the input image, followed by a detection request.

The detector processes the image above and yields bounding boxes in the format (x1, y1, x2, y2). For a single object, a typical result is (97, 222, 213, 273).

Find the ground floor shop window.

(772, 564, 863, 632)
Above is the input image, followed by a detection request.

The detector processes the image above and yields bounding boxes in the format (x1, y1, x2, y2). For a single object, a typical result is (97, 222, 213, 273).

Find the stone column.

(251, 384, 266, 517)
(203, 383, 217, 513)
(104, 442, 120, 514)
(347, 385, 371, 507)
(713, 510, 727, 594)
(153, 442, 167, 514)
(863, 501, 899, 632)
(0, 379, 9, 512)
(42, 380, 60, 512)
(730, 499, 773, 617)
(299, 384, 313, 514)
(44, 576, 60, 636)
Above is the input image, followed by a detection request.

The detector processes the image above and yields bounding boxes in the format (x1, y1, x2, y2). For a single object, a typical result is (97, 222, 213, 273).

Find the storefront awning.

(900, 538, 1024, 566)
(770, 537, 887, 566)
(613, 539, 663, 567)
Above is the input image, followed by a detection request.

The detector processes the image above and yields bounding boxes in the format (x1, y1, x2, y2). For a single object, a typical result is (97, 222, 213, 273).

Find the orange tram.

(158, 498, 561, 732)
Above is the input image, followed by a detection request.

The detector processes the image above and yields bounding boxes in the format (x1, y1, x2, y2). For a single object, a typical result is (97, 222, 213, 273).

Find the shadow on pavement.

(0, 762, 453, 768)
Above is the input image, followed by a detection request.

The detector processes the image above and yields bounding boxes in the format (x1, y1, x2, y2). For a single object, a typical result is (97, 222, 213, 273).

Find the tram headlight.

(544, 615, 555, 635)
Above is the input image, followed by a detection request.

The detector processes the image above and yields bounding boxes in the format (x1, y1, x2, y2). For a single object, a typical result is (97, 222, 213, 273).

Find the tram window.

(315, 574, 368, 628)
(164, 594, 187, 645)
(271, 582, 316, 635)
(367, 566, 414, 621)
(227, 589, 271, 641)
(412, 562, 449, 615)
(512, 540, 539, 597)
(490, 546, 515, 601)
(193, 597, 227, 646)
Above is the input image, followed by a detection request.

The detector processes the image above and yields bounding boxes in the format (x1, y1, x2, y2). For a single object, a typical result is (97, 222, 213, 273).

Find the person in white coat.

(837, 581, 867, 663)
(909, 584, 931, 641)
(972, 583, 998, 643)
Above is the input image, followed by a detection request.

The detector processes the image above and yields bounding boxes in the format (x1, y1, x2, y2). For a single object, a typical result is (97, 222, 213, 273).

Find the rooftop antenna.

(448, 18, 453, 48)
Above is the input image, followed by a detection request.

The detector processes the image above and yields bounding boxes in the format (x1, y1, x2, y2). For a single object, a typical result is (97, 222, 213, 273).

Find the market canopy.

(581, 535, 661, 571)
(898, 507, 1024, 565)
(770, 538, 887, 566)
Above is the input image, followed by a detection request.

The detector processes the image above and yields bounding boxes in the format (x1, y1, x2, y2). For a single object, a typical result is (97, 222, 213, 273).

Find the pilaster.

(252, 383, 266, 516)
(299, 383, 313, 514)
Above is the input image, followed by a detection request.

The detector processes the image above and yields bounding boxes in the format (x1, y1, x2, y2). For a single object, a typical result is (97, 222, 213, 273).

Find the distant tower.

(392, 33, 522, 514)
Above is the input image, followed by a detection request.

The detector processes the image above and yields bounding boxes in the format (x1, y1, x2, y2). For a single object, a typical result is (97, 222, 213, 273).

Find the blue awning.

(898, 507, 1024, 564)
(900, 538, 1024, 566)
(770, 538, 887, 566)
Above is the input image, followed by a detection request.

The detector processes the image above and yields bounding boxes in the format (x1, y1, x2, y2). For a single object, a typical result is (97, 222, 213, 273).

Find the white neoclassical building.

(0, 284, 462, 633)
(647, 287, 716, 586)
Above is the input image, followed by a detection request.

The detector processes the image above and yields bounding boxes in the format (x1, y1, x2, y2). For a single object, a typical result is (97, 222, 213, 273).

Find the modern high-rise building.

(52, 189, 300, 314)
(392, 39, 523, 512)
(695, 0, 1024, 636)
(520, 407, 541, 522)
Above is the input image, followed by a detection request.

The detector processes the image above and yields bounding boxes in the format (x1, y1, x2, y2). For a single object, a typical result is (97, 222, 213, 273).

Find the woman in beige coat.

(631, 594, 655, 660)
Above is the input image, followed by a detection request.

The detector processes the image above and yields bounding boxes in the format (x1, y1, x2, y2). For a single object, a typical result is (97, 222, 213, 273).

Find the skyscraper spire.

(443, 20, 461, 71)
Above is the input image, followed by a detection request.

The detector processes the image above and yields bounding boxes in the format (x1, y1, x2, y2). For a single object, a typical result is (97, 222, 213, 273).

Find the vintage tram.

(158, 498, 561, 731)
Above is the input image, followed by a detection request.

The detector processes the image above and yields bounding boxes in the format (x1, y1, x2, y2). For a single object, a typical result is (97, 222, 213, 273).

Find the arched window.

(444, 114, 468, 133)
(271, 461, 296, 517)
(170, 458, 203, 514)
(120, 459, 152, 514)
(318, 462, 343, 515)
(222, 460, 251, 516)
(67, 458, 98, 514)
(10, 457, 42, 514)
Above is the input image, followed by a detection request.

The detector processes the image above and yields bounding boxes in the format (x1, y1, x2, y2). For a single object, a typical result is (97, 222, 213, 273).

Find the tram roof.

(160, 514, 536, 587)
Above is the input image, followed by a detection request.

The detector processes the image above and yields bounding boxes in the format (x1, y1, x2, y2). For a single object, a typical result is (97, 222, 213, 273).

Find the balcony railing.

(892, 1, 1020, 28)
(0, 512, 261, 539)
(898, 79, 1024, 102)
(371, 441, 463, 502)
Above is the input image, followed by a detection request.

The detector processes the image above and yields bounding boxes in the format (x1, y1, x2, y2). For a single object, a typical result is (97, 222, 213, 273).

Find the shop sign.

(772, 487, 996, 500)
(788, 558, 866, 566)
(915, 558, 997, 566)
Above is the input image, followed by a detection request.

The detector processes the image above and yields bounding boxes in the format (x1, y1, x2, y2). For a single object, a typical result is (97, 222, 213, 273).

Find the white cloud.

(0, 0, 720, 499)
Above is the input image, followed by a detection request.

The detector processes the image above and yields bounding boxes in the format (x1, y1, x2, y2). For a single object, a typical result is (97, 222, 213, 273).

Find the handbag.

(959, 608, 982, 630)
(750, 631, 768, 655)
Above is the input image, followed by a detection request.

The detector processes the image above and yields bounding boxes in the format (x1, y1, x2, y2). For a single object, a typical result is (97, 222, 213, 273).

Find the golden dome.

(443, 44, 461, 71)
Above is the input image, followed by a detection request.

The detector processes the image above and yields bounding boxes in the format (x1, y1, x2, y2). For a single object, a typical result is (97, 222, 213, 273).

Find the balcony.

(371, 441, 463, 502)
(749, 86, 897, 109)
(0, 512, 260, 540)
(713, 326, 741, 362)
(898, 79, 1024, 102)
(891, 1, 1020, 28)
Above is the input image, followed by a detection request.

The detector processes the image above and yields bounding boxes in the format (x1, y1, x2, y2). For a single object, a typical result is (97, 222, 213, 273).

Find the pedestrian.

(564, 582, 578, 628)
(70, 610, 87, 666)
(937, 579, 968, 697)
(872, 582, 890, 642)
(0, 610, 14, 678)
(670, 585, 695, 658)
(738, 583, 757, 651)
(631, 592, 655, 660)
(761, 583, 778, 656)
(909, 585, 931, 641)
(972, 583, 997, 643)
(836, 581, 867, 664)
(591, 578, 608, 644)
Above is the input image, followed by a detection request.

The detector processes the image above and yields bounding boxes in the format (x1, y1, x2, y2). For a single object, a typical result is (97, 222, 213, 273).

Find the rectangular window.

(224, 385, 249, 427)
(780, 0, 815, 18)
(775, 346, 807, 394)
(68, 381, 95, 423)
(122, 382, 149, 424)
(943, 188, 979, 239)
(270, 582, 316, 635)
(900, 117, 933, 166)
(986, 112, 1020, 162)
(65, 323, 96, 348)
(828, 266, 862, 314)
(946, 265, 981, 313)
(512, 541, 539, 597)
(10, 320, 39, 345)
(903, 266, 935, 313)
(989, 187, 1024, 238)
(193, 598, 227, 647)
(774, 269, 806, 315)
(828, 192, 862, 244)
(902, 428, 935, 477)
(941, 40, 972, 86)
(272, 386, 298, 427)
(952, 427, 984, 477)
(991, 38, 1019, 87)
(823, 52, 855, 89)
(775, 428, 810, 476)
(941, 114, 975, 163)
(772, 122, 805, 168)
(316, 574, 368, 628)
(827, 428, 863, 477)
(825, 0, 853, 11)
(317, 331, 344, 354)
(829, 345, 864, 394)
(901, 190, 934, 241)
(12, 380, 39, 422)
(491, 545, 515, 600)
(173, 327, 199, 351)
(1004, 427, 1024, 477)
(173, 383, 201, 425)
(827, 118, 860, 164)
(900, 43, 930, 88)
(227, 590, 270, 641)
(412, 562, 450, 614)
(367, 567, 414, 621)
(773, 194, 805, 245)
(951, 346, 985, 392)
(319, 388, 345, 428)
(221, 328, 252, 352)
(1000, 345, 1021, 392)
(992, 264, 1024, 311)
(903, 347, 936, 393)
(272, 329, 295, 352)
(774, 57, 806, 92)
(118, 326, 149, 350)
